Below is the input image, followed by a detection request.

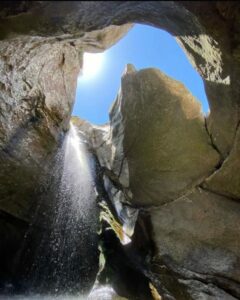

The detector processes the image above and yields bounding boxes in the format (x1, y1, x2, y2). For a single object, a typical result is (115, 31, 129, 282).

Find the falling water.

(60, 123, 95, 222)
(11, 123, 99, 297)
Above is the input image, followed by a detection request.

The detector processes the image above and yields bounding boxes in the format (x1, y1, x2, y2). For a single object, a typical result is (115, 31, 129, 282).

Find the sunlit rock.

(1, 2, 240, 299)
(115, 67, 220, 206)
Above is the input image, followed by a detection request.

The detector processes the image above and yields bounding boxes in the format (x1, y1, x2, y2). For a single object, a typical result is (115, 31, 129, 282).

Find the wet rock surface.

(0, 1, 240, 299)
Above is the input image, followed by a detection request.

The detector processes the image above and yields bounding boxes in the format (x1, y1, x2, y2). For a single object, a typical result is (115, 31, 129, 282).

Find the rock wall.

(0, 18, 132, 292)
(0, 1, 240, 299)
(74, 64, 240, 299)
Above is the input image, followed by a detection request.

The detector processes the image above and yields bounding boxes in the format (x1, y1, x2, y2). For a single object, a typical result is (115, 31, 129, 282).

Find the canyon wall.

(0, 1, 240, 299)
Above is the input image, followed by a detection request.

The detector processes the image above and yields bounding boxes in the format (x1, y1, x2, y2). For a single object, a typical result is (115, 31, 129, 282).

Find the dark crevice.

(92, 148, 194, 300)
(204, 115, 240, 175)
(60, 52, 65, 67)
(93, 150, 161, 298)
(0, 209, 29, 227)
(101, 166, 134, 205)
(92, 151, 123, 225)
(204, 117, 224, 162)
(198, 184, 240, 203)
(200, 117, 240, 201)
(234, 119, 240, 142)
(117, 156, 125, 178)
(92, 137, 108, 150)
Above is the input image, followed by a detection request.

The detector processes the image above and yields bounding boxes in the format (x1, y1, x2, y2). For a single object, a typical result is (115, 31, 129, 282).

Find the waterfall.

(14, 123, 99, 297)
(60, 123, 95, 222)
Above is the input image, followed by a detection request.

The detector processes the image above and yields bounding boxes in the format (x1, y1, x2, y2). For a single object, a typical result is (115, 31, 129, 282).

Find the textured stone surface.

(0, 37, 81, 220)
(203, 125, 240, 199)
(0, 24, 131, 221)
(86, 65, 239, 298)
(0, 1, 240, 299)
(179, 280, 238, 300)
(151, 188, 240, 282)
(119, 67, 220, 206)
(72, 117, 138, 245)
(1, 1, 239, 157)
(0, 19, 132, 294)
(72, 65, 239, 298)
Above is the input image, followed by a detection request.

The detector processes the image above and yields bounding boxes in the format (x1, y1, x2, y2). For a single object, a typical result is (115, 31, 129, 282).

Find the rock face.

(118, 67, 220, 206)
(0, 1, 240, 299)
(0, 37, 81, 221)
(151, 188, 240, 281)
(74, 65, 240, 299)
(204, 126, 240, 199)
(0, 23, 132, 221)
(0, 19, 132, 293)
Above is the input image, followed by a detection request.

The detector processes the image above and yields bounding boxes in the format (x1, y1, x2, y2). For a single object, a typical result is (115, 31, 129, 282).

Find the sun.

(79, 52, 105, 81)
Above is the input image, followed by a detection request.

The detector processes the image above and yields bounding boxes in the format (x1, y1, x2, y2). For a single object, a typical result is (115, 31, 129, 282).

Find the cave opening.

(67, 23, 213, 300)
(0, 23, 214, 300)
(1, 1, 239, 299)
(73, 24, 210, 125)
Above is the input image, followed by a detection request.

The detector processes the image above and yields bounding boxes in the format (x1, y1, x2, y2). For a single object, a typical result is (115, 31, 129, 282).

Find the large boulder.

(75, 65, 239, 299)
(0, 1, 240, 299)
(117, 67, 220, 206)
(151, 188, 240, 281)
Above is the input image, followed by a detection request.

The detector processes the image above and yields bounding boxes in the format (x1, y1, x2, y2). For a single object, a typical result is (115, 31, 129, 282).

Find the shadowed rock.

(0, 1, 240, 299)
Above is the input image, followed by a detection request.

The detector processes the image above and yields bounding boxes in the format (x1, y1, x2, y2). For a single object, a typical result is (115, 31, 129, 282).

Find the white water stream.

(6, 123, 99, 297)
(36, 123, 99, 293)
(60, 123, 94, 221)
(2, 123, 123, 299)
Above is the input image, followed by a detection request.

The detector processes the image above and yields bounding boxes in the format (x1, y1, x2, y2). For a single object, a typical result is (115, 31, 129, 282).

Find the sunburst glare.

(79, 52, 105, 81)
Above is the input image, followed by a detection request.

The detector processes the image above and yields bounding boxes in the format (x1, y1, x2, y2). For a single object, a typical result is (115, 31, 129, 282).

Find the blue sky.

(73, 24, 209, 125)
